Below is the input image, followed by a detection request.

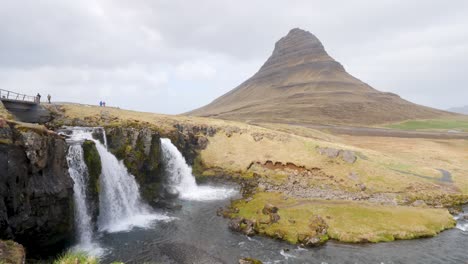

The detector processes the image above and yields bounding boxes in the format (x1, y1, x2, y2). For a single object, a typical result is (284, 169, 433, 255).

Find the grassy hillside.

(386, 118, 468, 132)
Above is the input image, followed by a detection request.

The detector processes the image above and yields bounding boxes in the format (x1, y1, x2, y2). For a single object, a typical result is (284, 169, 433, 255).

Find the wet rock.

(153, 199, 182, 210)
(243, 219, 256, 236)
(297, 215, 329, 247)
(297, 234, 323, 247)
(228, 218, 256, 236)
(262, 203, 279, 214)
(106, 127, 164, 204)
(82, 140, 101, 226)
(0, 125, 74, 256)
(228, 217, 243, 232)
(309, 215, 328, 235)
(163, 186, 180, 199)
(239, 258, 263, 264)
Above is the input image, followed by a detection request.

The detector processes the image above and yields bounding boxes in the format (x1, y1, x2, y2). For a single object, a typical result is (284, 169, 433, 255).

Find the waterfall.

(94, 140, 165, 233)
(66, 129, 103, 256)
(66, 127, 172, 236)
(160, 138, 236, 201)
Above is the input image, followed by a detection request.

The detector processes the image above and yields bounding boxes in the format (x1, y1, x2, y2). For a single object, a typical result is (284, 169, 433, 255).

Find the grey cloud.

(0, 0, 467, 113)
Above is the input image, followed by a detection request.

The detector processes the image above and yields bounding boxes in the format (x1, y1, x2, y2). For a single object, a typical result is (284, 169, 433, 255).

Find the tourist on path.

(47, 94, 51, 104)
(100, 101, 103, 107)
(36, 93, 41, 103)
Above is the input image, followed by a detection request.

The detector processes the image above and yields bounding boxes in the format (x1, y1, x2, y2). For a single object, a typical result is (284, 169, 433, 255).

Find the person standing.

(36, 93, 41, 103)
(103, 101, 106, 107)
(99, 101, 103, 107)
(47, 94, 51, 104)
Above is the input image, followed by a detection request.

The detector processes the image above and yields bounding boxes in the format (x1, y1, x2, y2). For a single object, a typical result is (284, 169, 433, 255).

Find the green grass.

(53, 252, 98, 264)
(230, 192, 456, 244)
(386, 119, 468, 131)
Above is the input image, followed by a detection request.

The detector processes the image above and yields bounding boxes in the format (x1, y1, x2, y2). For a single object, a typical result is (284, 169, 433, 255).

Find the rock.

(0, 240, 25, 264)
(411, 200, 427, 207)
(317, 147, 340, 158)
(228, 217, 243, 232)
(0, 118, 7, 128)
(317, 147, 357, 164)
(197, 136, 209, 149)
(82, 140, 101, 225)
(225, 126, 240, 137)
(251, 132, 264, 142)
(239, 258, 263, 264)
(297, 234, 323, 247)
(357, 183, 367, 191)
(106, 127, 164, 204)
(340, 150, 357, 164)
(228, 218, 256, 236)
(262, 204, 279, 214)
(243, 219, 256, 236)
(163, 186, 180, 199)
(269, 213, 281, 223)
(0, 125, 74, 257)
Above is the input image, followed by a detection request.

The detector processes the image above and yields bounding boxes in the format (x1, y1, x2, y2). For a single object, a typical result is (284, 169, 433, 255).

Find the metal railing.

(0, 89, 38, 103)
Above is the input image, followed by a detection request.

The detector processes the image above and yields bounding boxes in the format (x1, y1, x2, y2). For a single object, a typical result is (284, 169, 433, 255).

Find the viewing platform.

(0, 89, 51, 123)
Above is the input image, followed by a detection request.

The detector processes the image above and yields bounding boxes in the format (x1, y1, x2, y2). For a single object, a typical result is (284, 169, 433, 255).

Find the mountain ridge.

(448, 105, 468, 115)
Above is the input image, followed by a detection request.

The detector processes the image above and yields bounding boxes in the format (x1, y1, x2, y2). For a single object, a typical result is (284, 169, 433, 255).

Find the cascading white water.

(66, 129, 103, 256)
(160, 138, 236, 201)
(455, 212, 468, 232)
(66, 127, 172, 236)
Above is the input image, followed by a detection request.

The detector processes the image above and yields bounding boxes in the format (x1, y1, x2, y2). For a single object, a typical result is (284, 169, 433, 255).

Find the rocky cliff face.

(187, 28, 453, 125)
(0, 120, 74, 257)
(104, 124, 214, 205)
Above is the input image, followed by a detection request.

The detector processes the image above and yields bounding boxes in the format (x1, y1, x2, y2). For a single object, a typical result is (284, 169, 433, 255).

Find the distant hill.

(448, 106, 468, 114)
(187, 28, 454, 125)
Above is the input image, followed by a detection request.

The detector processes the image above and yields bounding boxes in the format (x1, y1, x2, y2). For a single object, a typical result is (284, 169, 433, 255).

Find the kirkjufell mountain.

(187, 28, 453, 125)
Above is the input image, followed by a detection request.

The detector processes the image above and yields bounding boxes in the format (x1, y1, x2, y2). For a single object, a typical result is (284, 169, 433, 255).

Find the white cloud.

(175, 61, 217, 80)
(0, 0, 467, 113)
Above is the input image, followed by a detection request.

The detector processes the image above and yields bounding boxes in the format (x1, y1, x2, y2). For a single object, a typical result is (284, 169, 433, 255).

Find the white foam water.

(455, 213, 467, 232)
(160, 138, 236, 201)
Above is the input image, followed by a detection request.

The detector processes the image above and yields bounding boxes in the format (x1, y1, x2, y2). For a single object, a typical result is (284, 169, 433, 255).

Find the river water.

(96, 193, 468, 264)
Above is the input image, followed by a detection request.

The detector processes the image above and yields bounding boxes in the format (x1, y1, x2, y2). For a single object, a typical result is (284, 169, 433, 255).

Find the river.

(97, 190, 467, 264)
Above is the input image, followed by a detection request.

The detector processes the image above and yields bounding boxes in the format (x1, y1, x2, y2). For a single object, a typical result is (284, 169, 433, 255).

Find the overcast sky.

(1, 0, 467, 114)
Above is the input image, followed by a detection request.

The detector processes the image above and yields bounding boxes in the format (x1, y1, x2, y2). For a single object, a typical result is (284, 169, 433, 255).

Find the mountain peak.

(272, 28, 325, 57)
(257, 28, 336, 75)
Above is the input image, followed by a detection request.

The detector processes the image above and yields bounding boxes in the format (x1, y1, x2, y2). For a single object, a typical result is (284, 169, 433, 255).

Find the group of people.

(99, 101, 107, 107)
(36, 93, 51, 104)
